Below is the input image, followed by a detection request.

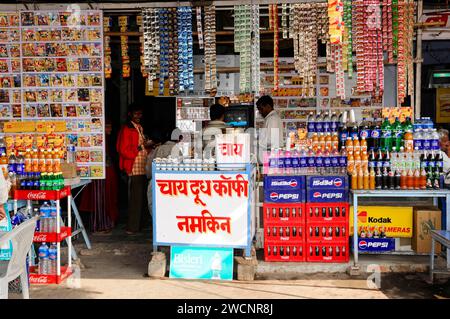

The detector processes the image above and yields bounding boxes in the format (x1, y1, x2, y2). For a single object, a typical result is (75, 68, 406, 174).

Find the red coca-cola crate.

(306, 221, 348, 243)
(28, 266, 72, 285)
(305, 202, 349, 223)
(264, 241, 306, 262)
(14, 186, 71, 201)
(264, 223, 305, 242)
(306, 242, 349, 263)
(263, 203, 306, 224)
(33, 227, 72, 243)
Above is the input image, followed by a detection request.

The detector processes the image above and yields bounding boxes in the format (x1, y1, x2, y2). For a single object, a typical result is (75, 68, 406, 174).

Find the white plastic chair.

(0, 216, 38, 299)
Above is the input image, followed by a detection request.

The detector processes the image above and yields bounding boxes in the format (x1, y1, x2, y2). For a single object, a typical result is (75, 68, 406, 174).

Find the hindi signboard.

(153, 170, 251, 248)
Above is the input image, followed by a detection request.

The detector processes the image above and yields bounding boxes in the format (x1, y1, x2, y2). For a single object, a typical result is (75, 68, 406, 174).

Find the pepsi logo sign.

(270, 192, 279, 201)
(313, 192, 321, 198)
(359, 241, 368, 249)
(333, 178, 343, 187)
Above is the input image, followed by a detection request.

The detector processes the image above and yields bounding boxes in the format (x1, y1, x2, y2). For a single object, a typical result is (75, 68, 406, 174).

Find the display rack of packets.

(154, 157, 216, 171)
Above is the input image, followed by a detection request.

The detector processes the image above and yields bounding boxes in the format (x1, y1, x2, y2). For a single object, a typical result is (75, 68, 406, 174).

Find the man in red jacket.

(116, 103, 149, 234)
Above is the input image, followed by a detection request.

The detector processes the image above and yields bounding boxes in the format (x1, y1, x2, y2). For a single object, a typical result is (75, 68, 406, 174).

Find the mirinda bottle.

(347, 152, 355, 174)
(351, 169, 358, 190)
(357, 168, 364, 190)
(312, 133, 319, 152)
(363, 169, 370, 190)
(32, 149, 39, 172)
(319, 133, 326, 152)
(38, 149, 46, 173)
(325, 133, 332, 151)
(331, 132, 339, 151)
(45, 149, 54, 173)
(353, 136, 361, 155)
(53, 148, 61, 173)
(346, 137, 353, 154)
(24, 149, 32, 172)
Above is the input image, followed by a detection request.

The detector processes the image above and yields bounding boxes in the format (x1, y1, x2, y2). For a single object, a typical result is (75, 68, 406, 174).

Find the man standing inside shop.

(256, 95, 283, 160)
(117, 103, 149, 235)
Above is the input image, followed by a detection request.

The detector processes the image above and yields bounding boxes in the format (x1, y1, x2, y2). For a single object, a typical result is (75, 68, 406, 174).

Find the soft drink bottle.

(24, 149, 32, 172)
(318, 133, 326, 152)
(369, 168, 376, 190)
(382, 167, 389, 189)
(53, 149, 61, 173)
(315, 150, 323, 174)
(400, 169, 407, 189)
(361, 150, 368, 171)
(404, 130, 414, 153)
(284, 151, 292, 174)
(48, 243, 57, 275)
(360, 137, 367, 154)
(347, 150, 355, 174)
(351, 169, 358, 190)
(338, 112, 349, 149)
(388, 169, 395, 190)
(331, 149, 339, 174)
(359, 118, 371, 145)
(353, 136, 361, 155)
(392, 117, 403, 152)
(325, 133, 332, 151)
(312, 133, 319, 152)
(339, 147, 347, 174)
(354, 151, 362, 172)
(323, 112, 331, 133)
(307, 112, 315, 137)
(345, 137, 354, 154)
(323, 150, 331, 174)
(407, 169, 414, 190)
(315, 112, 323, 133)
(402, 116, 413, 132)
(307, 148, 315, 174)
(381, 117, 392, 151)
(357, 168, 364, 190)
(31, 149, 39, 172)
(370, 118, 381, 150)
(330, 112, 338, 133)
(363, 169, 369, 190)
(46, 149, 54, 173)
(331, 132, 339, 151)
(299, 149, 307, 175)
(414, 169, 420, 190)
(431, 128, 440, 151)
(395, 170, 401, 190)
(16, 152, 24, 175)
(38, 150, 46, 172)
(38, 243, 49, 275)
(420, 168, 427, 189)
(413, 128, 423, 151)
(291, 150, 300, 174)
(375, 168, 382, 189)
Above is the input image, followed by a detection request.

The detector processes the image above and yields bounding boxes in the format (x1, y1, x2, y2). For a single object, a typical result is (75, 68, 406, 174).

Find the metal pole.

(68, 194, 72, 269)
(353, 194, 358, 265)
(446, 194, 450, 269)
(415, 0, 423, 120)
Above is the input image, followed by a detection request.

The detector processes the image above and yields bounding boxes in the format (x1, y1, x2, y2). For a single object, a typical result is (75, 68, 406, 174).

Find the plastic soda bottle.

(407, 169, 414, 190)
(369, 168, 376, 190)
(414, 169, 420, 190)
(381, 117, 392, 151)
(357, 168, 364, 190)
(45, 149, 54, 173)
(24, 149, 32, 172)
(400, 169, 407, 189)
(351, 169, 358, 190)
(345, 137, 353, 154)
(31, 149, 39, 172)
(38, 150, 46, 172)
(353, 136, 361, 155)
(325, 133, 332, 151)
(354, 151, 362, 172)
(312, 133, 319, 152)
(361, 150, 368, 171)
(347, 151, 355, 174)
(420, 168, 427, 189)
(331, 132, 339, 151)
(53, 149, 61, 173)
(319, 133, 326, 152)
(360, 137, 367, 153)
(363, 169, 370, 190)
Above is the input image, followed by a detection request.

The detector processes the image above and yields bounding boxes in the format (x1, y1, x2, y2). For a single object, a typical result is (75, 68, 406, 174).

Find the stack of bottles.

(38, 242, 58, 275)
(36, 201, 61, 233)
(2, 148, 65, 194)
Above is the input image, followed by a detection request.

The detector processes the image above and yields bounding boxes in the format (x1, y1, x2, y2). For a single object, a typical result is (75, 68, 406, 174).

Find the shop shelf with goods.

(13, 186, 73, 285)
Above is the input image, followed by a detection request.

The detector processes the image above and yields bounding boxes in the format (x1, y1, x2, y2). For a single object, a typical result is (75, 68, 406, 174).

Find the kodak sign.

(349, 206, 413, 238)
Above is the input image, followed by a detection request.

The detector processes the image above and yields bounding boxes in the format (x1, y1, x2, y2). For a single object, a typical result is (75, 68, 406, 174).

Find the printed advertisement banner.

(169, 246, 233, 280)
(154, 172, 250, 247)
(349, 206, 413, 238)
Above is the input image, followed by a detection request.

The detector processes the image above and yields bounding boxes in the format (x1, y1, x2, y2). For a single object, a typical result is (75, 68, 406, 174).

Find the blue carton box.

(264, 189, 306, 203)
(306, 188, 349, 203)
(352, 237, 396, 252)
(264, 175, 306, 192)
(307, 175, 348, 190)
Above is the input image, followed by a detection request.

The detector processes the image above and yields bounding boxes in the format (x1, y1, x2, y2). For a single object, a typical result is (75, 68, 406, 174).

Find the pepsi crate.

(305, 202, 349, 222)
(264, 189, 306, 203)
(263, 203, 306, 224)
(264, 175, 306, 191)
(306, 242, 349, 263)
(352, 237, 395, 253)
(264, 241, 306, 262)
(306, 188, 348, 203)
(264, 223, 305, 242)
(306, 221, 348, 243)
(307, 175, 348, 190)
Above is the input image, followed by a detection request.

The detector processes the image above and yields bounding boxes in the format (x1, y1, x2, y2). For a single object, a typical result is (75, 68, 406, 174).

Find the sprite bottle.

(392, 117, 403, 152)
(380, 118, 392, 152)
(40, 172, 47, 190)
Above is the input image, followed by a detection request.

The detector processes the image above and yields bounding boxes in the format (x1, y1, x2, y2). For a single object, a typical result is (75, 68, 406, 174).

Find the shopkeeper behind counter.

(256, 95, 284, 157)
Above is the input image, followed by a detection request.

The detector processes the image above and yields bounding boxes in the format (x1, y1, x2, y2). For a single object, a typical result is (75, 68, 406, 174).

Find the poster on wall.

(436, 88, 450, 123)
(153, 172, 251, 247)
(0, 10, 105, 179)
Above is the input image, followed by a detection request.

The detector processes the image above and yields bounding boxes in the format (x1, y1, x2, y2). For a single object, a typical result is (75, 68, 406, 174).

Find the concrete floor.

(9, 228, 450, 299)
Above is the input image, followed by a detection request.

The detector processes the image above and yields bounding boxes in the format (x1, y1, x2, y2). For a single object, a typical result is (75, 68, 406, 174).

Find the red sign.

(218, 143, 244, 157)
(33, 227, 72, 243)
(14, 186, 71, 201)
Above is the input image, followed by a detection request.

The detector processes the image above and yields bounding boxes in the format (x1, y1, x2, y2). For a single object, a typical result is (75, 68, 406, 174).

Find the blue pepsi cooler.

(264, 176, 306, 203)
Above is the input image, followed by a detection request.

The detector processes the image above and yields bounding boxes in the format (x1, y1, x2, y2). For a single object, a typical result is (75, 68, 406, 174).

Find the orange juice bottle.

(369, 168, 376, 190)
(404, 130, 414, 153)
(351, 169, 358, 190)
(31, 149, 39, 172)
(357, 168, 364, 190)
(53, 148, 61, 172)
(46, 149, 54, 173)
(318, 133, 326, 152)
(360, 137, 367, 153)
(347, 151, 355, 174)
(363, 168, 370, 190)
(312, 133, 319, 152)
(353, 136, 361, 155)
(331, 132, 339, 151)
(413, 169, 420, 190)
(354, 151, 362, 172)
(325, 133, 332, 151)
(38, 149, 46, 172)
(361, 151, 368, 171)
(24, 149, 32, 172)
(345, 137, 353, 154)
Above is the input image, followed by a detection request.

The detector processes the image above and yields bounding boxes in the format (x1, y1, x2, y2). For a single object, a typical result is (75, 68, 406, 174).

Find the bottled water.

(422, 129, 432, 151)
(431, 128, 440, 151)
(38, 243, 49, 275)
(315, 112, 324, 133)
(413, 128, 423, 151)
(39, 202, 51, 233)
(48, 201, 58, 233)
(48, 243, 57, 275)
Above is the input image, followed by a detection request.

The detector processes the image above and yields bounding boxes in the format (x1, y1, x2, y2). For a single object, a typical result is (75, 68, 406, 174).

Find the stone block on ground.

(147, 251, 167, 278)
(235, 256, 258, 281)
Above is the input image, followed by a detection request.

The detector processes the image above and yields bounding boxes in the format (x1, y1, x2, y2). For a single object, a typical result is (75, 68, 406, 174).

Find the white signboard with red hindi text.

(153, 171, 251, 248)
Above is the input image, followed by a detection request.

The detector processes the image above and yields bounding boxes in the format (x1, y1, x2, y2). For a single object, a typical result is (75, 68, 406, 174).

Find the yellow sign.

(382, 107, 412, 124)
(3, 121, 36, 133)
(349, 206, 413, 238)
(436, 88, 450, 123)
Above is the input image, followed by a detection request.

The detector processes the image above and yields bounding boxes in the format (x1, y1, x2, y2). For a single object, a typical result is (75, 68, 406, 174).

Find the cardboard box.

(61, 163, 78, 179)
(412, 206, 441, 254)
